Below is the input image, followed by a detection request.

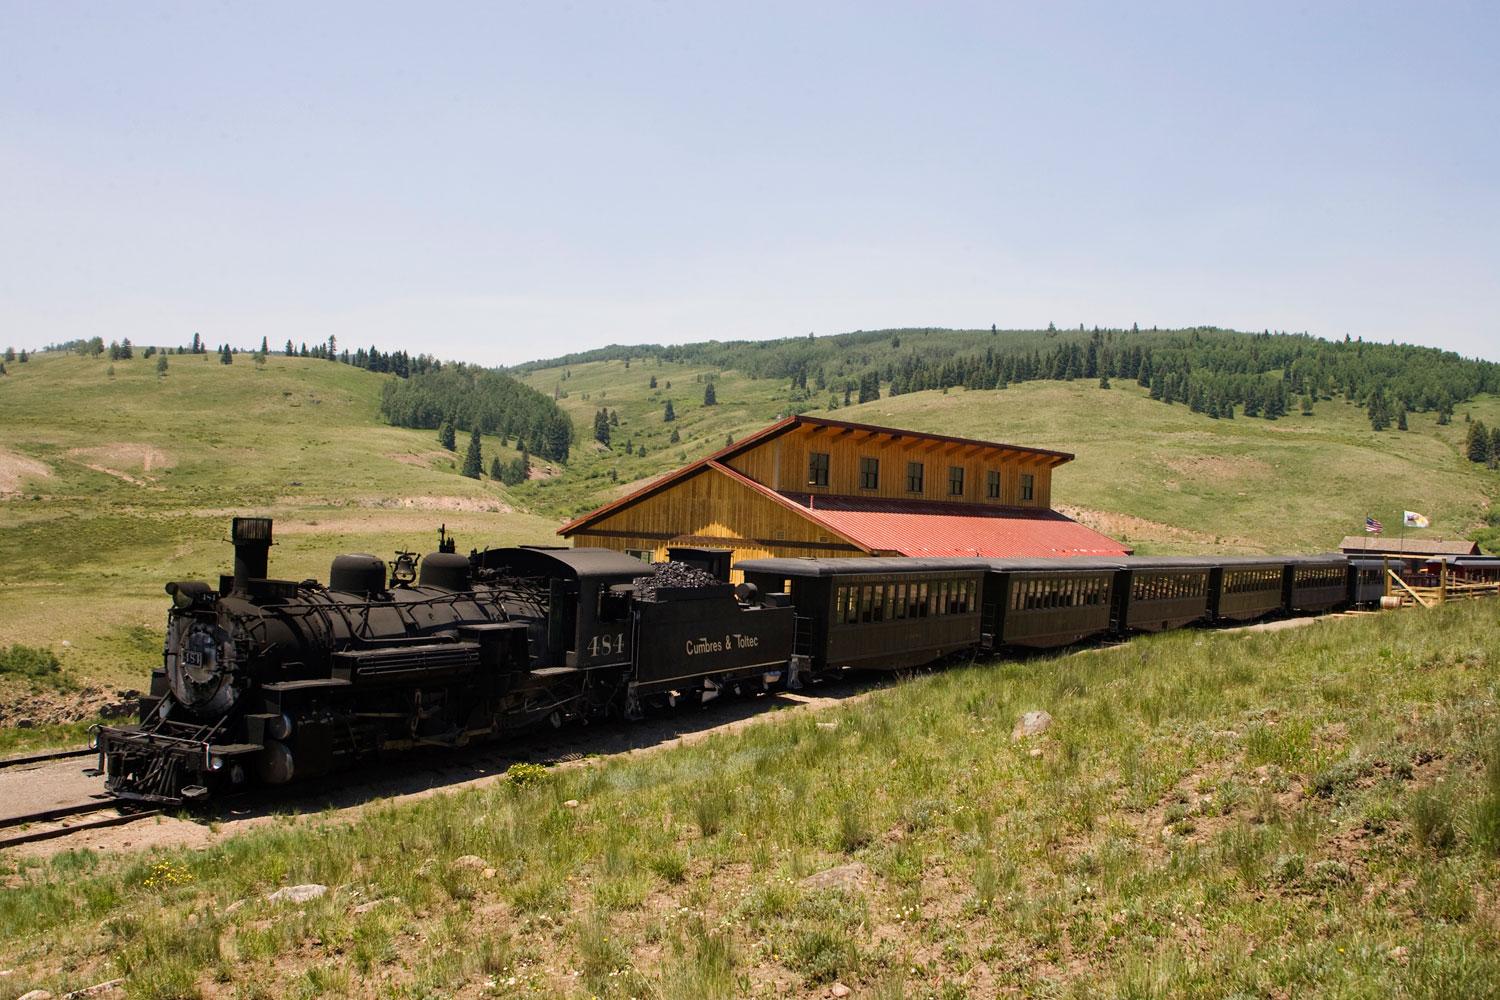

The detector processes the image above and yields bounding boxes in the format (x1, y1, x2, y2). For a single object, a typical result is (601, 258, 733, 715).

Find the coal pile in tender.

(633, 561, 721, 599)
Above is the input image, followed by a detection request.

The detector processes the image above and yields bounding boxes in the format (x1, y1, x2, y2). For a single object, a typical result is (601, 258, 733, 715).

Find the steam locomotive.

(96, 518, 793, 802)
(98, 517, 1498, 804)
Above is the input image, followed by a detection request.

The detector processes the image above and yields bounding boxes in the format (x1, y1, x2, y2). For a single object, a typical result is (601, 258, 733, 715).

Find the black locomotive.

(96, 518, 793, 802)
(97, 517, 1495, 804)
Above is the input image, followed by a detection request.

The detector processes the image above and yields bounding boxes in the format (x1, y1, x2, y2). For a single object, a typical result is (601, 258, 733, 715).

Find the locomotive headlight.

(210, 755, 225, 771)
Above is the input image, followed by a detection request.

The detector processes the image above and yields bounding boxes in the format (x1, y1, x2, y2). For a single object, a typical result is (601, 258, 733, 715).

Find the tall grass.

(4, 601, 1500, 996)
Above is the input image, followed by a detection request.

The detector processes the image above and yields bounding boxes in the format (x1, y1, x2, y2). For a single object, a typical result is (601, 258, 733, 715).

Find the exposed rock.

(452, 855, 488, 872)
(62, 980, 124, 999)
(416, 857, 438, 876)
(266, 884, 327, 904)
(352, 898, 393, 915)
(829, 985, 852, 998)
(1012, 710, 1052, 741)
(800, 862, 869, 893)
(17, 990, 53, 1000)
(1028, 747, 1044, 758)
(816, 721, 839, 730)
(563, 799, 580, 809)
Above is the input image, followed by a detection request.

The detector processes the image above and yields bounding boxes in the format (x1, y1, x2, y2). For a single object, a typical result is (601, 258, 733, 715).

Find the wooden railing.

(1384, 558, 1500, 607)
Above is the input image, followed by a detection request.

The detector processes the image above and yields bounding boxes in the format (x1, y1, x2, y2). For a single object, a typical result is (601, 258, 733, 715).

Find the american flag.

(1365, 516, 1383, 533)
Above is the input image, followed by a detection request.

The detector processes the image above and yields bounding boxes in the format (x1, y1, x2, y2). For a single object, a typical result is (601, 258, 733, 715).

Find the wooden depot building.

(559, 415, 1129, 573)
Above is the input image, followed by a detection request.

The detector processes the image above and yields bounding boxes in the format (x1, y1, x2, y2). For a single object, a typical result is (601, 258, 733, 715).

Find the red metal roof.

(771, 491, 1132, 558)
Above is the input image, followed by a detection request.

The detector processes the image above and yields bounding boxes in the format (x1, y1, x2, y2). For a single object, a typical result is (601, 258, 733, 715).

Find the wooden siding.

(724, 423, 1053, 509)
(571, 465, 865, 580)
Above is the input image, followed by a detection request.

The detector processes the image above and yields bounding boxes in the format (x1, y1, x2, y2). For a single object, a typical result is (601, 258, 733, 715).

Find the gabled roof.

(1338, 536, 1479, 556)
(559, 414, 1074, 537)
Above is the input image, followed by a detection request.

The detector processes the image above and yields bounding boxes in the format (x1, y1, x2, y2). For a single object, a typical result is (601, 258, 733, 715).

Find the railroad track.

(0, 746, 95, 770)
(0, 800, 161, 850)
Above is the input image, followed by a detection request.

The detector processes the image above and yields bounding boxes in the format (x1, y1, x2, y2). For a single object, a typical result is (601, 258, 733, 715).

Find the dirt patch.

(1056, 505, 1260, 550)
(1163, 454, 1273, 483)
(357, 495, 514, 514)
(387, 449, 456, 469)
(0, 448, 51, 495)
(67, 443, 174, 486)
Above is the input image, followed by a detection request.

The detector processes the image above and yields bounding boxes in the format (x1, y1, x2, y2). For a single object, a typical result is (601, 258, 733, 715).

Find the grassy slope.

(1, 348, 1496, 720)
(4, 603, 1500, 998)
(518, 359, 1500, 552)
(0, 351, 556, 695)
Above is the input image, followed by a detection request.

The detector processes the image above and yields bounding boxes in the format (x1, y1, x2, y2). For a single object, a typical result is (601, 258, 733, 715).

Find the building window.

(906, 461, 924, 493)
(808, 452, 830, 487)
(859, 457, 879, 490)
(986, 469, 1000, 499)
(948, 466, 964, 496)
(1020, 473, 1035, 501)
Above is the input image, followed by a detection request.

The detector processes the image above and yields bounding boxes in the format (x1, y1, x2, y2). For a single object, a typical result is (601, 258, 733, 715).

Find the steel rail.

(0, 807, 162, 850)
(0, 746, 94, 770)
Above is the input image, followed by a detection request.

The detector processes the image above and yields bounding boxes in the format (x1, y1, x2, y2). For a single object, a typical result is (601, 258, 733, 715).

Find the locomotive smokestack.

(231, 517, 274, 592)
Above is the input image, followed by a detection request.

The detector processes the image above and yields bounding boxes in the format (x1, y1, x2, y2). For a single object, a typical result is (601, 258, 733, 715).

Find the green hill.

(0, 350, 557, 707)
(515, 356, 1500, 553)
(1, 334, 1497, 739)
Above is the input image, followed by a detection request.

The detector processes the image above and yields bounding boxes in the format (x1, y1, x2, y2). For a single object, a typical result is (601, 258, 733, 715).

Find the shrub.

(0, 644, 62, 684)
(504, 762, 549, 787)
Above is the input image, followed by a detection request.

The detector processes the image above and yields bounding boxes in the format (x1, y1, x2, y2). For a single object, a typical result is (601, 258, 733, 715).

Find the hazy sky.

(2, 2, 1496, 365)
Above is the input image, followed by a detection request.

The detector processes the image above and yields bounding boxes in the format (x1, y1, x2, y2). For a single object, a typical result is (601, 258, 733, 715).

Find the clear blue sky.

(3, 2, 1496, 365)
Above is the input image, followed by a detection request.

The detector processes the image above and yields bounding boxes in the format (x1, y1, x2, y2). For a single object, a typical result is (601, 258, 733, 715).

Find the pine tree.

(1367, 387, 1391, 431)
(843, 384, 852, 406)
(703, 382, 717, 406)
(1397, 405, 1408, 431)
(156, 353, 169, 378)
(624, 440, 634, 456)
(593, 409, 611, 446)
(649, 375, 657, 389)
(1098, 375, 1110, 389)
(192, 332, 202, 354)
(220, 344, 233, 365)
(285, 339, 295, 356)
(609, 410, 620, 427)
(490, 456, 502, 479)
(1301, 394, 1314, 416)
(1465, 420, 1490, 463)
(17, 350, 27, 363)
(669, 427, 680, 444)
(461, 428, 483, 479)
(663, 400, 675, 422)
(2, 347, 13, 362)
(1491, 428, 1500, 470)
(438, 421, 456, 451)
(260, 336, 269, 354)
(0, 362, 6, 376)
